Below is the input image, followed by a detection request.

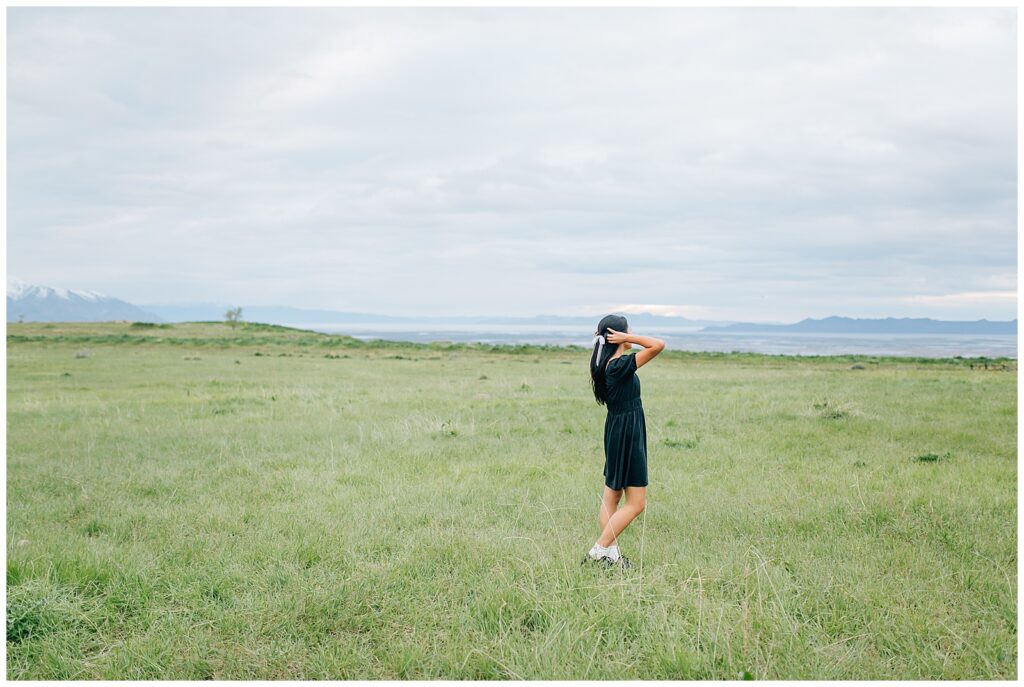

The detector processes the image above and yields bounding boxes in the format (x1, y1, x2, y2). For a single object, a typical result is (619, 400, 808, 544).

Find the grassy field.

(5, 321, 1018, 679)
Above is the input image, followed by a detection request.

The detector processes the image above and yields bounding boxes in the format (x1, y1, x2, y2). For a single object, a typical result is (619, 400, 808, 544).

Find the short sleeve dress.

(603, 353, 649, 490)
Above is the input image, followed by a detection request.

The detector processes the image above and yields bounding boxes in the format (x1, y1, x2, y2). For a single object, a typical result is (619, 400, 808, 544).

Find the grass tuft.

(912, 451, 953, 463)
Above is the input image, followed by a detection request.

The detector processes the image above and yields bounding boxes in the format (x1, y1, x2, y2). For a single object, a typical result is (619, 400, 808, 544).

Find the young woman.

(582, 314, 665, 569)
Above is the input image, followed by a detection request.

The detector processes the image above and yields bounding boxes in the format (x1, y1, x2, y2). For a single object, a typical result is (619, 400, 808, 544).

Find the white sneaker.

(606, 554, 632, 569)
(582, 544, 609, 565)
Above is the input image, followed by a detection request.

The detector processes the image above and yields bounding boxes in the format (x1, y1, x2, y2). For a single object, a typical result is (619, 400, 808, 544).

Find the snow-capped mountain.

(7, 276, 166, 323)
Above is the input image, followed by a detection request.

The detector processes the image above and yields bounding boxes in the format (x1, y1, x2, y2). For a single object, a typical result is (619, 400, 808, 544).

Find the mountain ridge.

(7, 276, 165, 323)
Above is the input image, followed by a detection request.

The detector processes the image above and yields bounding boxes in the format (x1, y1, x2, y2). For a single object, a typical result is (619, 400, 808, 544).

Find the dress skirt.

(603, 396, 649, 490)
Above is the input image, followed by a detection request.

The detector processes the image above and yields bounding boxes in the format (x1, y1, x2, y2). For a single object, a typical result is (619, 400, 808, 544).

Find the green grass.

(6, 321, 1017, 679)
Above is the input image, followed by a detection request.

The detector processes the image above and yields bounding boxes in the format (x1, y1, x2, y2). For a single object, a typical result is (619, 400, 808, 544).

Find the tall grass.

(6, 322, 1017, 678)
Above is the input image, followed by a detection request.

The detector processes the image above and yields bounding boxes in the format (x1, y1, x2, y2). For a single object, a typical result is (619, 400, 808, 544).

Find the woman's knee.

(625, 487, 646, 513)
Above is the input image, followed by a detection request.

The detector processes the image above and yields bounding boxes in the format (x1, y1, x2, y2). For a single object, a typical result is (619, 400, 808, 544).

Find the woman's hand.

(604, 328, 631, 345)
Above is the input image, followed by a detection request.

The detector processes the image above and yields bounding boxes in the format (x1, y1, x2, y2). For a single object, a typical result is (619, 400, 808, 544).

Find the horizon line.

(131, 302, 1018, 325)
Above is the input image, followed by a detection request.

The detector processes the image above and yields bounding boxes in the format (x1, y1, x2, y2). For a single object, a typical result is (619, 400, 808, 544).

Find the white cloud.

(605, 304, 718, 320)
(898, 291, 1018, 307)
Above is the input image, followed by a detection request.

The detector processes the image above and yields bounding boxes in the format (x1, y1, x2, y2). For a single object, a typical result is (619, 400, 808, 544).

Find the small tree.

(224, 306, 243, 328)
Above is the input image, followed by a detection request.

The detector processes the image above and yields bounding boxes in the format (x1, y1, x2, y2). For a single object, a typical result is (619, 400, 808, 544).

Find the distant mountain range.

(6, 276, 165, 323)
(6, 278, 1017, 334)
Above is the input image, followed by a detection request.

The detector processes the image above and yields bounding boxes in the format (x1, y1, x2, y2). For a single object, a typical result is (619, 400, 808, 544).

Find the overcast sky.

(6, 6, 1017, 321)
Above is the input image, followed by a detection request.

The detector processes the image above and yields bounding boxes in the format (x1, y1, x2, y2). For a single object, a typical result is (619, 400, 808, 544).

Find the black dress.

(603, 353, 649, 490)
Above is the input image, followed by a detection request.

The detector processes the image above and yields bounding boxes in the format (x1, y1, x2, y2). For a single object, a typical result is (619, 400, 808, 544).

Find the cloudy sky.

(6, 6, 1017, 321)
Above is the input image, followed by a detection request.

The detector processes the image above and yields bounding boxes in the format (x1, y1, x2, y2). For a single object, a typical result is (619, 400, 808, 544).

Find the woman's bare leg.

(599, 486, 623, 533)
(596, 486, 646, 548)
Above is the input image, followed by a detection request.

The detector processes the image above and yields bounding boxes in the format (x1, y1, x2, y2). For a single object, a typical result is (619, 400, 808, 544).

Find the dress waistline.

(607, 396, 643, 414)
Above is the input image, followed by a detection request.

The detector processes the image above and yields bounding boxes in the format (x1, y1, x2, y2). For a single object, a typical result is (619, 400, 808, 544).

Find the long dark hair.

(590, 313, 629, 406)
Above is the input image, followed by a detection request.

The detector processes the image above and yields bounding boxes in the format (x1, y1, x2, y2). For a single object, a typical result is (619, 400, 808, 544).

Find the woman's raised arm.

(606, 329, 665, 369)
